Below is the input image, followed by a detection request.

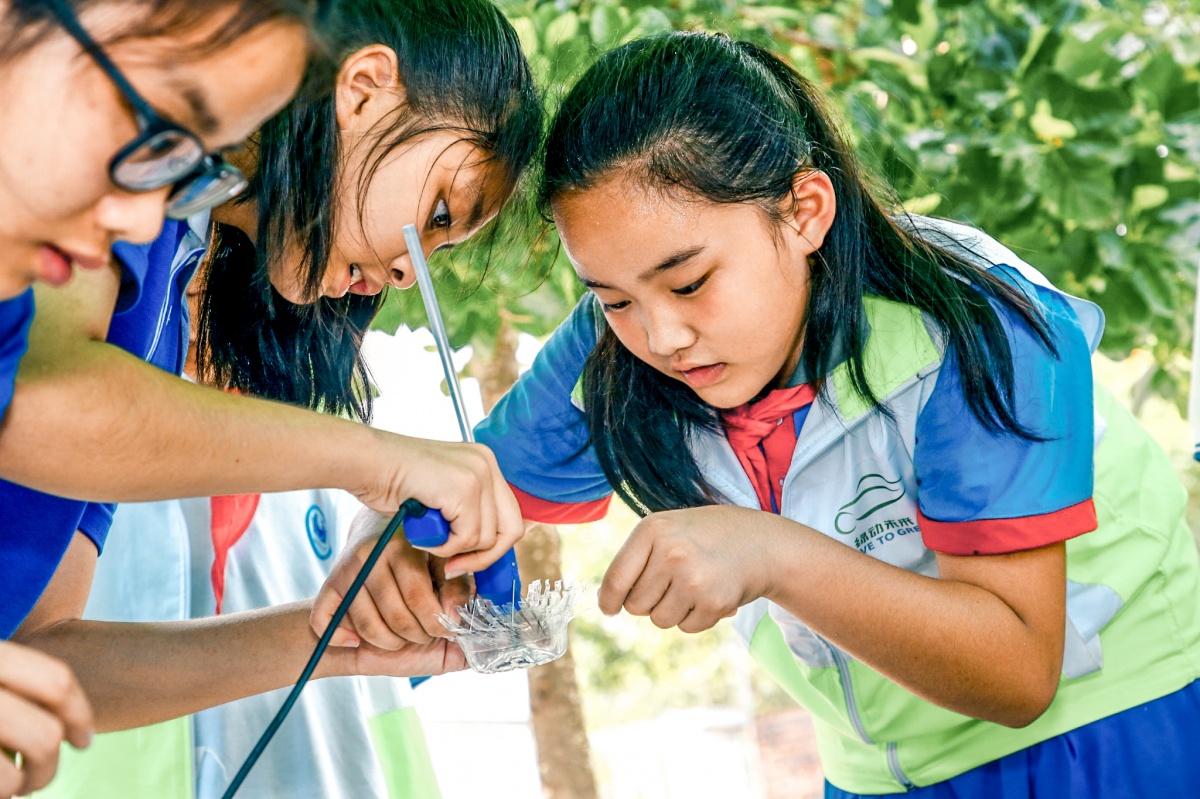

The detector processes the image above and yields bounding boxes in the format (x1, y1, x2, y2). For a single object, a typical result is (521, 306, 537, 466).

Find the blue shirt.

(0, 215, 209, 638)
(0, 289, 35, 418)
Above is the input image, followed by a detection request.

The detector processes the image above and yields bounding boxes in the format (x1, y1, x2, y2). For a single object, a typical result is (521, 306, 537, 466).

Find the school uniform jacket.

(476, 217, 1200, 794)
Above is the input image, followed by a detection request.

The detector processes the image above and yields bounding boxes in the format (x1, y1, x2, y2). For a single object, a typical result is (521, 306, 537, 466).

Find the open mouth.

(678, 363, 726, 388)
(347, 263, 380, 296)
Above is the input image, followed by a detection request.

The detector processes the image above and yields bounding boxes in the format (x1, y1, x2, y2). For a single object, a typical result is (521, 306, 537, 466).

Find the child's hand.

(598, 505, 784, 633)
(0, 641, 94, 798)
(311, 508, 472, 650)
(351, 434, 525, 576)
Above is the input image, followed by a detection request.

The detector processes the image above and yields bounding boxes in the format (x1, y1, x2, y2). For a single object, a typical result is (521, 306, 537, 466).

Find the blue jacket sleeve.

(915, 266, 1098, 555)
(475, 295, 614, 521)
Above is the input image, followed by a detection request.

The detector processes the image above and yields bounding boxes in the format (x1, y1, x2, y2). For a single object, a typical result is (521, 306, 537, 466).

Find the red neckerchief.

(721, 384, 817, 512)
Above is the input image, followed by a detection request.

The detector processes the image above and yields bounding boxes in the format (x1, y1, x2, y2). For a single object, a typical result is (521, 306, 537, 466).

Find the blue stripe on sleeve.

(915, 266, 1094, 524)
(78, 503, 115, 552)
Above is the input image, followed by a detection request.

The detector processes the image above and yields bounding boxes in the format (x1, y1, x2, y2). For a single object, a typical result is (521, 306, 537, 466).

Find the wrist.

(314, 644, 357, 679)
(338, 423, 403, 500)
(759, 514, 810, 605)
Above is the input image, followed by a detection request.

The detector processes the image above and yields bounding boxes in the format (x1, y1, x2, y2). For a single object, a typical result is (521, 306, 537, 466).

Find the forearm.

(14, 601, 354, 732)
(767, 521, 1063, 726)
(1, 340, 378, 502)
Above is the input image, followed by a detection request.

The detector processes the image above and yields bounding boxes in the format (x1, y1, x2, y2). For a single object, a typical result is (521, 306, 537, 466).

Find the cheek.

(0, 84, 121, 225)
(744, 258, 808, 337)
(16, 149, 110, 219)
(605, 313, 652, 361)
(347, 167, 421, 257)
(331, 182, 369, 257)
(267, 246, 311, 303)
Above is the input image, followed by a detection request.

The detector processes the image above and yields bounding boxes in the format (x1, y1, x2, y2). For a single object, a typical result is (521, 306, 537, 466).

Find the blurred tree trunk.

(471, 318, 600, 799)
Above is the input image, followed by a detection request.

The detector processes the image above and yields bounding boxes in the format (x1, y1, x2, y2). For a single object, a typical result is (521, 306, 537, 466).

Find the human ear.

(334, 44, 405, 131)
(784, 170, 837, 255)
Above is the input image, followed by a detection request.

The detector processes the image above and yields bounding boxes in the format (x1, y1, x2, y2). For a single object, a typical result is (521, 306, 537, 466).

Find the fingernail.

(81, 730, 94, 748)
(444, 570, 465, 580)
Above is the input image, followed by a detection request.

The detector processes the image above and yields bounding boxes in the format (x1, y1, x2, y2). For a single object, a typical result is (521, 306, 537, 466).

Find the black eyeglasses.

(44, 0, 248, 219)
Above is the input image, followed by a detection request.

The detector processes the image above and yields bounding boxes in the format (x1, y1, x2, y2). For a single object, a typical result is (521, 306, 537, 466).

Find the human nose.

(388, 237, 434, 291)
(94, 188, 172, 245)
(643, 302, 696, 358)
(387, 253, 417, 290)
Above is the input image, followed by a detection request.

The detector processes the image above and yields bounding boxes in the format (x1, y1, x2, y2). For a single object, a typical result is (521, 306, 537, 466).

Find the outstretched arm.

(1, 263, 522, 563)
(13, 532, 466, 733)
(599, 506, 1066, 728)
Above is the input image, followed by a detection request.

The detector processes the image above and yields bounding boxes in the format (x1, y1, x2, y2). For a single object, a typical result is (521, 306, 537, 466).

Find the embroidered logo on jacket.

(834, 474, 920, 553)
(835, 474, 905, 533)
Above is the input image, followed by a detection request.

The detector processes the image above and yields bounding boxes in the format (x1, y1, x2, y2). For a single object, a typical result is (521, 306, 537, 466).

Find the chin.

(691, 382, 759, 410)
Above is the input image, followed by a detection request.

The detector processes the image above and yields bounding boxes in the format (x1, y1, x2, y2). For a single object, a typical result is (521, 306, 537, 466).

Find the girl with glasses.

(0, 0, 528, 644)
(1, 0, 539, 781)
(0, 1, 315, 795)
(0, 0, 315, 299)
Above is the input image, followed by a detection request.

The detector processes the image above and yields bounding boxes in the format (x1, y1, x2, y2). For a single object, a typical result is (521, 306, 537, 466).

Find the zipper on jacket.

(773, 369, 932, 792)
(830, 646, 872, 744)
(146, 244, 204, 362)
(887, 743, 916, 790)
(830, 634, 917, 791)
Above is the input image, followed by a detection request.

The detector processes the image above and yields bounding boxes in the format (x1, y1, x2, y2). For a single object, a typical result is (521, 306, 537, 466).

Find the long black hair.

(539, 33, 1055, 515)
(195, 0, 541, 421)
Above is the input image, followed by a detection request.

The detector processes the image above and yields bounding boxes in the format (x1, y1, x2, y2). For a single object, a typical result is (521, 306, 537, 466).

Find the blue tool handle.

(474, 548, 522, 610)
(401, 499, 451, 547)
(399, 500, 522, 608)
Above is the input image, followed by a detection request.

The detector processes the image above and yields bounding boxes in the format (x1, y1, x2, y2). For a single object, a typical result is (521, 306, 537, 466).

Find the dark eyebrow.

(580, 245, 706, 290)
(464, 191, 487, 230)
(179, 84, 220, 137)
(639, 245, 706, 281)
